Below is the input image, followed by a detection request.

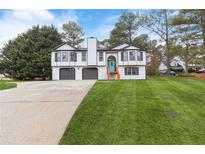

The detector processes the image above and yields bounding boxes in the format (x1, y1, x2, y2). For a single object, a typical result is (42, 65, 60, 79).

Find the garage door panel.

(83, 68, 98, 80)
(60, 68, 75, 80)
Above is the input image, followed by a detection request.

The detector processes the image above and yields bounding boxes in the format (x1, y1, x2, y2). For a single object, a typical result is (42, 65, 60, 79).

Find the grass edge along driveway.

(0, 81, 17, 90)
(60, 77, 205, 144)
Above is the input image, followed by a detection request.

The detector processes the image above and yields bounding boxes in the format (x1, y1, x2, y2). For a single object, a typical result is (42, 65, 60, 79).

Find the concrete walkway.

(0, 80, 95, 144)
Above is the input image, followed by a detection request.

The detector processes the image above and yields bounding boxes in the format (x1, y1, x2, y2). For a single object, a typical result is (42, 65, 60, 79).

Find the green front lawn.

(60, 77, 205, 144)
(0, 81, 17, 90)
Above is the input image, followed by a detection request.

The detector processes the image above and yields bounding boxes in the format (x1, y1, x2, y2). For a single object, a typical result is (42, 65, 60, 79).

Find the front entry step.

(107, 66, 120, 80)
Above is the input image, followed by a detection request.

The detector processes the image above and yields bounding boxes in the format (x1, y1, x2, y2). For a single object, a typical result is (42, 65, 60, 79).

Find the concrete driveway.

(0, 80, 95, 144)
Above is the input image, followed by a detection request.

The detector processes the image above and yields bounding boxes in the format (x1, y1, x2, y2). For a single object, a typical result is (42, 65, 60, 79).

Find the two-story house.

(51, 37, 146, 80)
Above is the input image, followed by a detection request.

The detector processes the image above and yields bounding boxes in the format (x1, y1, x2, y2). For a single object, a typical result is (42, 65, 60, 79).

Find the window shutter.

(55, 53, 58, 62)
(121, 52, 124, 61)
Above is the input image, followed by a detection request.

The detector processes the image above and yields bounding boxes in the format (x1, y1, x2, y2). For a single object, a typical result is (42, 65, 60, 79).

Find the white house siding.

(51, 52, 56, 67)
(77, 52, 87, 66)
(97, 52, 106, 66)
(52, 67, 60, 80)
(75, 67, 83, 80)
(98, 67, 107, 80)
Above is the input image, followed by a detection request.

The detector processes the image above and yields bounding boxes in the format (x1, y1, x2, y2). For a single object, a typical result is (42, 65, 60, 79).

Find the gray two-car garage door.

(60, 68, 98, 80)
(60, 68, 75, 80)
(82, 68, 98, 80)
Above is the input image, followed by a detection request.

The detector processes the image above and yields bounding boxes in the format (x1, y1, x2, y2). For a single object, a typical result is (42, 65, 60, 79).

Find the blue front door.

(109, 61, 115, 73)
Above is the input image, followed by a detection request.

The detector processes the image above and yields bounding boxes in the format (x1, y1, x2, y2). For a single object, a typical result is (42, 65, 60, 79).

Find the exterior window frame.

(137, 51, 143, 61)
(121, 51, 128, 61)
(55, 52, 61, 62)
(74, 52, 77, 62)
(125, 67, 139, 75)
(129, 51, 136, 61)
(70, 52, 77, 62)
(121, 52, 124, 61)
(99, 52, 104, 62)
(82, 52, 86, 62)
(62, 51, 68, 62)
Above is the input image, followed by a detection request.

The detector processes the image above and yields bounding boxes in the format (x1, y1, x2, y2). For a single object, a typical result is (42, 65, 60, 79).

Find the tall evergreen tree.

(171, 19, 201, 73)
(173, 10, 205, 62)
(133, 34, 163, 75)
(132, 34, 150, 50)
(0, 25, 62, 80)
(109, 22, 128, 46)
(108, 11, 140, 47)
(62, 21, 84, 47)
(119, 11, 141, 44)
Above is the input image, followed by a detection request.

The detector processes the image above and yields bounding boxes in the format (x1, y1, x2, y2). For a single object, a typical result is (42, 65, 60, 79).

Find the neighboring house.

(51, 37, 146, 80)
(159, 62, 168, 72)
(159, 55, 205, 72)
(159, 57, 184, 72)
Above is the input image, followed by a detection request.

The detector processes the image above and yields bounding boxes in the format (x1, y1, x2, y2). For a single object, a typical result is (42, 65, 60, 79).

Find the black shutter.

(121, 52, 124, 61)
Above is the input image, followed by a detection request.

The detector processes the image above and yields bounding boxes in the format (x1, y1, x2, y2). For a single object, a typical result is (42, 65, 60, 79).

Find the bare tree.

(140, 10, 175, 73)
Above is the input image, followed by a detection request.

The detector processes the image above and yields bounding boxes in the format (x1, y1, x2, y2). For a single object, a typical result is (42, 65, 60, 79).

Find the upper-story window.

(62, 51, 68, 62)
(70, 52, 77, 62)
(82, 52, 86, 62)
(129, 51, 136, 61)
(137, 51, 143, 61)
(121, 51, 128, 61)
(99, 52, 104, 61)
(55, 52, 61, 62)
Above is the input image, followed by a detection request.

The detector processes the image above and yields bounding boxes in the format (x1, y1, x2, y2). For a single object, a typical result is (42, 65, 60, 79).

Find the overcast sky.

(0, 9, 155, 48)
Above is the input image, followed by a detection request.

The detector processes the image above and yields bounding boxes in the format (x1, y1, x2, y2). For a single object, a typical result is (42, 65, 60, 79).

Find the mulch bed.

(194, 74, 205, 80)
(160, 74, 205, 80)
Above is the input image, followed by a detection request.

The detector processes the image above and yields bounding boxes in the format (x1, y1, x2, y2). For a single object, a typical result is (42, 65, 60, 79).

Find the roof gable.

(112, 43, 129, 49)
(112, 44, 144, 51)
(55, 43, 76, 51)
(124, 46, 139, 50)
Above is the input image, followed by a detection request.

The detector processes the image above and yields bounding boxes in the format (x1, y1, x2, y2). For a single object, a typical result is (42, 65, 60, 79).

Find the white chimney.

(87, 37, 97, 65)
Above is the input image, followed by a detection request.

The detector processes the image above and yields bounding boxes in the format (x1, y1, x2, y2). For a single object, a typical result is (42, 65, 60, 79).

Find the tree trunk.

(184, 44, 189, 74)
(201, 11, 205, 53)
(202, 26, 205, 50)
(128, 29, 132, 45)
(165, 9, 170, 73)
(72, 37, 75, 46)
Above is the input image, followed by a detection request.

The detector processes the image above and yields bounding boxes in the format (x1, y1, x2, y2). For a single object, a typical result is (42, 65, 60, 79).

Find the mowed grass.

(60, 77, 205, 144)
(0, 81, 17, 90)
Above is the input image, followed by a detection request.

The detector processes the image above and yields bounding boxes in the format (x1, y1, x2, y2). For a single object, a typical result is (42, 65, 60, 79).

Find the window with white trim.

(82, 52, 86, 61)
(55, 52, 61, 62)
(99, 52, 104, 61)
(70, 52, 77, 62)
(137, 51, 143, 61)
(121, 51, 128, 61)
(62, 51, 68, 62)
(129, 51, 136, 61)
(125, 67, 139, 75)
